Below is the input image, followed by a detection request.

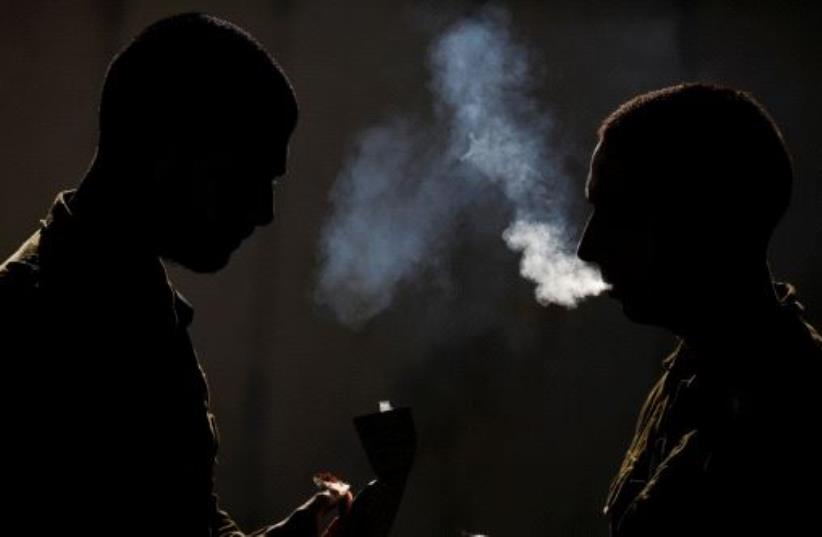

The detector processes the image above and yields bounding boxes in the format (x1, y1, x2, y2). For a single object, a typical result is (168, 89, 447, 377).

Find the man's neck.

(675, 265, 781, 347)
(69, 159, 158, 261)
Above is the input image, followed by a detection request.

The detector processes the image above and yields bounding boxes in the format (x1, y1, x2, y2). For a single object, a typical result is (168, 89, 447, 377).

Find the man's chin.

(164, 248, 234, 274)
(614, 294, 655, 325)
(619, 296, 677, 329)
(621, 303, 651, 324)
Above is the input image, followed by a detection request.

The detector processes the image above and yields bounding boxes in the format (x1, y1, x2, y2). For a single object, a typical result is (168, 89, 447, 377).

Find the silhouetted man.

(0, 14, 346, 536)
(578, 84, 822, 536)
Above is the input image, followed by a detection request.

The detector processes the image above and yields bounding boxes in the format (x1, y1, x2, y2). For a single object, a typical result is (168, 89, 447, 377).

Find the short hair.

(597, 83, 793, 244)
(98, 13, 298, 154)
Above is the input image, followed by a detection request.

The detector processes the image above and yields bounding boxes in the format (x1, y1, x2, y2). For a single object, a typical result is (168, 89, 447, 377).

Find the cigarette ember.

(312, 472, 351, 498)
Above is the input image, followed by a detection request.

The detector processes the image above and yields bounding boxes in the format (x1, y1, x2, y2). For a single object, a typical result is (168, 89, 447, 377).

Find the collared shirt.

(0, 191, 266, 535)
(604, 284, 822, 536)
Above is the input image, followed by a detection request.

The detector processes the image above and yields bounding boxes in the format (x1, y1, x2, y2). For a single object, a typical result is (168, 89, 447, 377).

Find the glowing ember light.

(313, 472, 351, 498)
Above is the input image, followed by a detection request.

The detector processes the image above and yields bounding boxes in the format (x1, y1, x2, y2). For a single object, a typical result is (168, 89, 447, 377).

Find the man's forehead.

(584, 172, 597, 203)
(586, 141, 609, 202)
(586, 140, 633, 204)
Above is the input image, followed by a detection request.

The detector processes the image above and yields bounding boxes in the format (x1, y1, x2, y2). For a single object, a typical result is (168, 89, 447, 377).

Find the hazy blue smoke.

(316, 9, 608, 326)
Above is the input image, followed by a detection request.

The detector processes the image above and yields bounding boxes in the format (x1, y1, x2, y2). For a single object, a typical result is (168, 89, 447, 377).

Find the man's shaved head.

(77, 13, 299, 273)
(98, 12, 297, 158)
(578, 84, 793, 329)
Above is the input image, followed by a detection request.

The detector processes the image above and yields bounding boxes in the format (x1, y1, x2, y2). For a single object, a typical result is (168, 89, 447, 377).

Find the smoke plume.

(316, 8, 608, 326)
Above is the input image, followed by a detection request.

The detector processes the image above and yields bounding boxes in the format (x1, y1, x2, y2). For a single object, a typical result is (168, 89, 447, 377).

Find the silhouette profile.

(578, 84, 822, 535)
(0, 13, 346, 536)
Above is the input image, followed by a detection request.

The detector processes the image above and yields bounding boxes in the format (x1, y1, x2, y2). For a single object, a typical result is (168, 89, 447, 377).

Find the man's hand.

(264, 490, 353, 537)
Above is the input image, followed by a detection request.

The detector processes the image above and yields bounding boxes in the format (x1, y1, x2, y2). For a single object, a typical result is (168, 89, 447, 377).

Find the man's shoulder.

(0, 233, 47, 352)
(783, 306, 822, 368)
(0, 231, 43, 302)
(774, 282, 822, 357)
(795, 316, 822, 383)
(803, 316, 822, 351)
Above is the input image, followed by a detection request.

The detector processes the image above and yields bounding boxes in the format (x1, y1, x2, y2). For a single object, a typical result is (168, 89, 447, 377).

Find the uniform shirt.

(0, 191, 271, 535)
(604, 284, 822, 536)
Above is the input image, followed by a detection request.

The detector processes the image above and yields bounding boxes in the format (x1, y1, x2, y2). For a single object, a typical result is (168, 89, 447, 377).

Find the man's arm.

(212, 491, 346, 537)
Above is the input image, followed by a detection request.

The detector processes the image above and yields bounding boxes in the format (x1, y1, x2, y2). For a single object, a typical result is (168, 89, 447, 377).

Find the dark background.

(1, 1, 820, 535)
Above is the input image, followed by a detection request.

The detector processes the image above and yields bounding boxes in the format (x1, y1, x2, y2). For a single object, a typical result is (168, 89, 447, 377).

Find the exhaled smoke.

(316, 8, 608, 326)
(502, 221, 609, 308)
